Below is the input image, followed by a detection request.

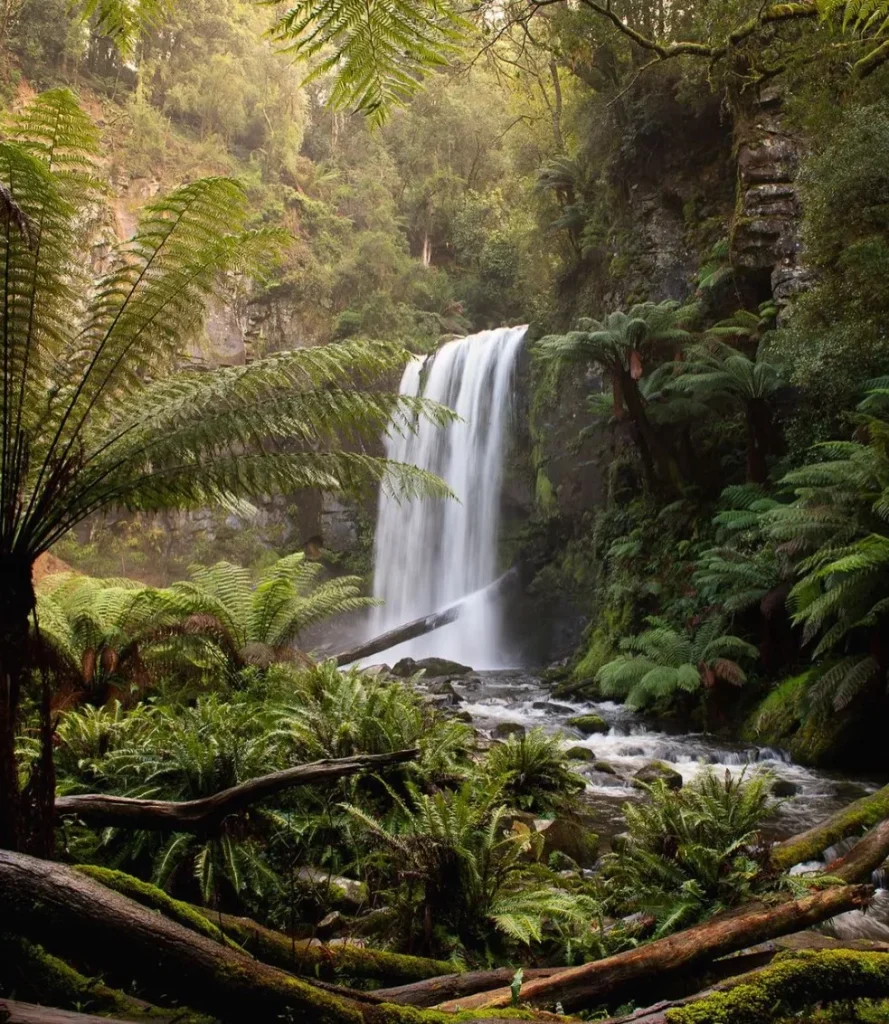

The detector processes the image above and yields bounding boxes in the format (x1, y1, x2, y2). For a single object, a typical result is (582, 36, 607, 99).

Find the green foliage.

(275, 661, 472, 784)
(265, 0, 467, 125)
(605, 768, 777, 934)
(479, 728, 585, 814)
(343, 780, 597, 956)
(72, 0, 175, 57)
(597, 616, 757, 710)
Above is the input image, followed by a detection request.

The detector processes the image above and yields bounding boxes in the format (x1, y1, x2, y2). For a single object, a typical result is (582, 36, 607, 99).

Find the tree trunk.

(0, 1002, 146, 1024)
(771, 783, 889, 871)
(187, 906, 455, 986)
(619, 370, 679, 494)
(55, 750, 418, 832)
(438, 885, 872, 1013)
(372, 967, 566, 1007)
(0, 553, 38, 853)
(333, 568, 518, 667)
(0, 852, 555, 1024)
(827, 818, 889, 883)
(745, 399, 769, 484)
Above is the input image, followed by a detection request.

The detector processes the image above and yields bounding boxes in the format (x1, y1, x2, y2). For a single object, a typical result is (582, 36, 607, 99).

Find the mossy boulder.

(565, 745, 595, 761)
(492, 722, 526, 740)
(392, 657, 472, 678)
(593, 760, 619, 776)
(632, 761, 683, 790)
(536, 817, 600, 867)
(568, 714, 608, 735)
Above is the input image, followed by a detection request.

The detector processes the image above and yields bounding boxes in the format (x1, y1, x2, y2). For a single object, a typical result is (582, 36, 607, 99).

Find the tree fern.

(264, 0, 468, 125)
(71, 0, 176, 57)
(597, 616, 756, 710)
(0, 90, 451, 853)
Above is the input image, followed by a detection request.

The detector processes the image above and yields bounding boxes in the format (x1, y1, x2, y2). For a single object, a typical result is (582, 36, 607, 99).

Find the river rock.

(632, 761, 683, 790)
(532, 700, 576, 714)
(535, 817, 600, 867)
(610, 832, 631, 854)
(772, 778, 800, 798)
(569, 714, 608, 735)
(492, 722, 526, 740)
(391, 657, 472, 678)
(424, 680, 462, 706)
(593, 760, 619, 776)
(565, 745, 595, 761)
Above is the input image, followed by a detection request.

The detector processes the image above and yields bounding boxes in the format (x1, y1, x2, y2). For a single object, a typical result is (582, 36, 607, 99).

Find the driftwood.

(0, 1002, 142, 1024)
(54, 750, 417, 832)
(771, 782, 889, 870)
(438, 884, 872, 1013)
(333, 568, 518, 666)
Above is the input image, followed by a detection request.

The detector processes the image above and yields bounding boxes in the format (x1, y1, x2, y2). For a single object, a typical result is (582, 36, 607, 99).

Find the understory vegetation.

(4, 0, 889, 1021)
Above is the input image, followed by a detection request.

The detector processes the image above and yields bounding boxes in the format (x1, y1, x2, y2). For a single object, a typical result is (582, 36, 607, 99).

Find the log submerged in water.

(438, 884, 872, 1013)
(333, 568, 518, 667)
(54, 749, 418, 832)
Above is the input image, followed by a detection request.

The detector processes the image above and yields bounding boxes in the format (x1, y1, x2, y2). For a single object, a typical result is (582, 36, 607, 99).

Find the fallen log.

(333, 568, 518, 666)
(190, 906, 455, 986)
(438, 884, 872, 1013)
(0, 1002, 142, 1024)
(54, 749, 417, 832)
(827, 817, 889, 883)
(372, 966, 565, 1007)
(0, 852, 557, 1024)
(771, 782, 889, 870)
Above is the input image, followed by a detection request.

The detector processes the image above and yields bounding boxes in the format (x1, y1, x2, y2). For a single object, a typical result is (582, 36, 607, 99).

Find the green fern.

(264, 0, 468, 125)
(605, 768, 777, 933)
(597, 616, 757, 710)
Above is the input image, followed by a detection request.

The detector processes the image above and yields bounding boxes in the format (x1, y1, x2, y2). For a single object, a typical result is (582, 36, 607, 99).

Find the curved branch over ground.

(438, 885, 872, 1012)
(54, 750, 418, 832)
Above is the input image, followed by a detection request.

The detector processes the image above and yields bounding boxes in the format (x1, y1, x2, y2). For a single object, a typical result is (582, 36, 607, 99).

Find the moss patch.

(668, 949, 889, 1024)
(74, 864, 239, 947)
(0, 933, 213, 1023)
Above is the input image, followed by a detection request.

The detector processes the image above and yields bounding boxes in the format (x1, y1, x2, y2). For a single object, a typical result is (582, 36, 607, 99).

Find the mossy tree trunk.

(0, 851, 553, 1024)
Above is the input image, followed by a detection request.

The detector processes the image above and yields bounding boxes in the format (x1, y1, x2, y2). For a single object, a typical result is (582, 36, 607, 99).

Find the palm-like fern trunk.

(0, 554, 37, 852)
(745, 398, 770, 484)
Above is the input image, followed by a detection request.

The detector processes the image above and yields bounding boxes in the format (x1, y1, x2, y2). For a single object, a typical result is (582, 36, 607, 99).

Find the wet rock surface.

(419, 668, 882, 845)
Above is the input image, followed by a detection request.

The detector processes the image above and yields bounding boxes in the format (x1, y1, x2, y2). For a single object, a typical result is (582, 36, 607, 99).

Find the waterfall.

(368, 325, 527, 668)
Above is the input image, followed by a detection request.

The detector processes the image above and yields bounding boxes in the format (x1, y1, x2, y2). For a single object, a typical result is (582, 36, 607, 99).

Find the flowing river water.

(366, 324, 889, 941)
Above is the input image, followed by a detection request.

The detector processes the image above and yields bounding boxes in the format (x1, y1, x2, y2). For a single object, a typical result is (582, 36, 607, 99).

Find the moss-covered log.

(440, 885, 872, 1013)
(55, 750, 418, 832)
(191, 906, 455, 986)
(371, 968, 566, 1008)
(0, 934, 212, 1023)
(665, 948, 889, 1024)
(771, 783, 889, 870)
(0, 1001, 144, 1024)
(827, 819, 889, 883)
(0, 852, 559, 1024)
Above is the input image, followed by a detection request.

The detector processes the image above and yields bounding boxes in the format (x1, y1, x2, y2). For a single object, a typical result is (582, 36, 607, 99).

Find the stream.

(421, 668, 889, 940)
(441, 668, 882, 843)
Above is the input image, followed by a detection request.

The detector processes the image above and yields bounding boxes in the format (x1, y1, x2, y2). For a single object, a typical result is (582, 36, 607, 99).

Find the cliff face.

(504, 84, 810, 660)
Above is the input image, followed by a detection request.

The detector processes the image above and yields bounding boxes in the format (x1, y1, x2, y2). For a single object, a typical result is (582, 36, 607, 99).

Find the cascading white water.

(368, 326, 527, 668)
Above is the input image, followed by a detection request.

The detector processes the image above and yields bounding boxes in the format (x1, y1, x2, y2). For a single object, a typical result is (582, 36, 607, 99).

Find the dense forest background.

(5, 0, 889, 1020)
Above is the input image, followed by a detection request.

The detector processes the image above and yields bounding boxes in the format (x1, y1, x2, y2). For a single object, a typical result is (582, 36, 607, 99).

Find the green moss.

(364, 1009, 543, 1023)
(772, 782, 889, 870)
(667, 949, 889, 1024)
(195, 908, 455, 986)
(535, 468, 556, 515)
(74, 865, 238, 948)
(568, 714, 608, 735)
(0, 934, 213, 1023)
(743, 674, 865, 768)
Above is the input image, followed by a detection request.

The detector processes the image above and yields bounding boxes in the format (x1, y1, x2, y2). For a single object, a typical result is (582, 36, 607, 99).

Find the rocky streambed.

(399, 663, 883, 848)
